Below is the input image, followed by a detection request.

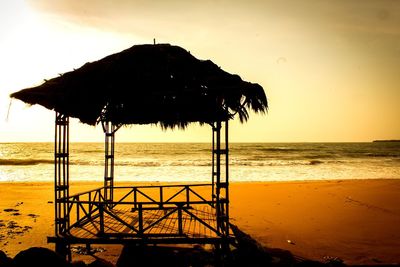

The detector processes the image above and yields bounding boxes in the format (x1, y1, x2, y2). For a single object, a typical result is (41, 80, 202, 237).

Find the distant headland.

(373, 140, 400, 143)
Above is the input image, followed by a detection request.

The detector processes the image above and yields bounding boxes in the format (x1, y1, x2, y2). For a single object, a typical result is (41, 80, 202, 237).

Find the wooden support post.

(86, 244, 91, 255)
(54, 112, 70, 261)
(178, 205, 183, 235)
(133, 188, 138, 209)
(88, 192, 92, 213)
(224, 119, 230, 237)
(55, 241, 71, 262)
(102, 120, 116, 208)
(99, 204, 104, 236)
(211, 120, 230, 239)
(215, 121, 222, 233)
(159, 187, 164, 208)
(185, 186, 190, 207)
(138, 204, 143, 234)
(76, 196, 80, 222)
(211, 125, 215, 204)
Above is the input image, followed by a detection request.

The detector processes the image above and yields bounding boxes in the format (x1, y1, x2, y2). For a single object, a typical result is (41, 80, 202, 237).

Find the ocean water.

(0, 142, 399, 182)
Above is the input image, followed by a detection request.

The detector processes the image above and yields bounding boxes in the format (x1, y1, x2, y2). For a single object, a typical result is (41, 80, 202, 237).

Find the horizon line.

(0, 141, 389, 144)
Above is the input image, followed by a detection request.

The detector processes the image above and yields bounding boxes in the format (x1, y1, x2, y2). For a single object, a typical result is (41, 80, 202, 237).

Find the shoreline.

(1, 177, 399, 184)
(1, 179, 399, 265)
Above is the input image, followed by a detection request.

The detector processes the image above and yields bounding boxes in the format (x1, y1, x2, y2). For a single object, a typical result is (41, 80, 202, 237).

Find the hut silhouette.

(11, 43, 268, 261)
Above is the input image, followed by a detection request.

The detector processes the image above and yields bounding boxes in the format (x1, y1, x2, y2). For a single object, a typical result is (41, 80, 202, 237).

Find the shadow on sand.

(114, 224, 397, 267)
(1, 225, 399, 267)
(115, 224, 399, 267)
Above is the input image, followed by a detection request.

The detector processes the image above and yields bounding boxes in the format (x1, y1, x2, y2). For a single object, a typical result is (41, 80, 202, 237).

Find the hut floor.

(68, 205, 225, 243)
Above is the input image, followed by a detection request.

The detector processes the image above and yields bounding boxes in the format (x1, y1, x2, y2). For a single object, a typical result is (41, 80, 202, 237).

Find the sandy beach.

(1, 179, 399, 265)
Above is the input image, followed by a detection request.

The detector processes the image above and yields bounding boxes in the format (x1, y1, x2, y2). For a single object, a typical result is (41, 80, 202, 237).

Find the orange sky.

(0, 0, 399, 142)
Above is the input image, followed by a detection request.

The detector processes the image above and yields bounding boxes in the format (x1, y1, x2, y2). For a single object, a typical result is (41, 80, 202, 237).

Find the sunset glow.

(1, 0, 399, 142)
(1, 2, 400, 264)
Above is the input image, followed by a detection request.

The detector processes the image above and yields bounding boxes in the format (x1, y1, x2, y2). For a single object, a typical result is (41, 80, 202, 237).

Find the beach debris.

(27, 213, 39, 218)
(7, 221, 19, 229)
(48, 201, 53, 204)
(71, 245, 106, 255)
(15, 202, 23, 207)
(12, 212, 21, 216)
(287, 239, 295, 245)
(3, 208, 19, 213)
(7, 230, 23, 235)
(1, 220, 32, 241)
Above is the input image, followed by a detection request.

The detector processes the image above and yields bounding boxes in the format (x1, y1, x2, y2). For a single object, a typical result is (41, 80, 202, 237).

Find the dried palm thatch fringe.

(10, 44, 268, 128)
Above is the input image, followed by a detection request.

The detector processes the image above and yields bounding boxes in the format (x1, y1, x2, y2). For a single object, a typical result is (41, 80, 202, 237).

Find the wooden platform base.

(48, 204, 233, 245)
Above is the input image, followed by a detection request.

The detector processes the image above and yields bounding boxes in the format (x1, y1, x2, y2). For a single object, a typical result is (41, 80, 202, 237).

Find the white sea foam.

(0, 142, 399, 182)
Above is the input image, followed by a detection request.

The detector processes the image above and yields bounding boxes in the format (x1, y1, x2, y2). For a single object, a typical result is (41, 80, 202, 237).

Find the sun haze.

(1, 0, 399, 142)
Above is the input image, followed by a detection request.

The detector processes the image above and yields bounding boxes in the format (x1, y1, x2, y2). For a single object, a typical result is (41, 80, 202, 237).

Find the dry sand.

(230, 179, 400, 265)
(0, 179, 399, 265)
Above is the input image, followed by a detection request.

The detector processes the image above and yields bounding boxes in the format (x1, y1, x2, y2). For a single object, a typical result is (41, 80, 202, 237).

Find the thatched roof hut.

(10, 44, 267, 127)
(10, 44, 268, 260)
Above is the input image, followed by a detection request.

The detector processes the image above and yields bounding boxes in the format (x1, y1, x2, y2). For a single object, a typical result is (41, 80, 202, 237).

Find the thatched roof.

(10, 44, 267, 128)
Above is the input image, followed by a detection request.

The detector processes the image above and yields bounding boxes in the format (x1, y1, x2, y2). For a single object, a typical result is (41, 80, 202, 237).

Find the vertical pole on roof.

(54, 112, 71, 261)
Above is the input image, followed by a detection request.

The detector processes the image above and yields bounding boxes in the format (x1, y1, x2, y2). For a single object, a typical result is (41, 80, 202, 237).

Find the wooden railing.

(59, 184, 224, 239)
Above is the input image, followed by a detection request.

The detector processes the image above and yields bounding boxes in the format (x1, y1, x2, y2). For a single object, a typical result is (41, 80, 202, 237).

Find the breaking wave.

(1, 142, 399, 182)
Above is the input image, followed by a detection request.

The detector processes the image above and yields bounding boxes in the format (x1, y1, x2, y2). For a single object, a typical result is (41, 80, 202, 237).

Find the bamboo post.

(103, 121, 115, 207)
(99, 204, 104, 236)
(138, 203, 143, 234)
(54, 112, 70, 260)
(178, 204, 183, 235)
(160, 187, 164, 208)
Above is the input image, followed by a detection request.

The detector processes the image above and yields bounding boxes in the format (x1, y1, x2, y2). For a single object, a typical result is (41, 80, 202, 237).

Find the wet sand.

(0, 179, 399, 265)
